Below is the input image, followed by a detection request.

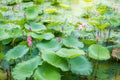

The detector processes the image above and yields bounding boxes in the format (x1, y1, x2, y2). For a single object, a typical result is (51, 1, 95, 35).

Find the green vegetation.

(0, 0, 120, 80)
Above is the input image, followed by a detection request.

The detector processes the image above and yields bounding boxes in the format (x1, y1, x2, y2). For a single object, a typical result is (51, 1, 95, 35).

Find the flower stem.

(106, 27, 111, 47)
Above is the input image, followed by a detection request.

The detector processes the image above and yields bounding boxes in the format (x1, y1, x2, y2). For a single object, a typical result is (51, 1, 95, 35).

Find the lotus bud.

(24, 13, 26, 17)
(62, 26, 64, 31)
(29, 28, 32, 32)
(58, 37, 62, 42)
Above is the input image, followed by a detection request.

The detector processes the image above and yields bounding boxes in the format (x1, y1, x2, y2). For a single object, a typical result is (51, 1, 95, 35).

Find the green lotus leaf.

(63, 36, 84, 48)
(39, 33, 54, 40)
(82, 39, 97, 46)
(15, 0, 22, 3)
(28, 32, 54, 40)
(109, 18, 120, 27)
(0, 28, 10, 41)
(2, 38, 12, 45)
(33, 63, 61, 80)
(47, 22, 63, 31)
(34, 0, 44, 3)
(62, 25, 74, 35)
(0, 6, 8, 12)
(0, 53, 5, 60)
(25, 6, 39, 19)
(0, 13, 3, 19)
(0, 24, 22, 41)
(41, 50, 69, 71)
(97, 23, 109, 30)
(71, 30, 91, 38)
(56, 48, 85, 58)
(88, 44, 110, 60)
(0, 24, 21, 30)
(5, 45, 29, 61)
(12, 56, 42, 80)
(36, 38, 62, 51)
(21, 2, 34, 8)
(8, 28, 23, 38)
(25, 22, 46, 32)
(69, 56, 92, 75)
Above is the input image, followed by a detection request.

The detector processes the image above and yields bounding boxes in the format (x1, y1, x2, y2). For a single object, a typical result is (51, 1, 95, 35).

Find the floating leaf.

(48, 22, 63, 31)
(25, 6, 39, 19)
(8, 28, 23, 38)
(97, 23, 109, 30)
(25, 22, 46, 32)
(109, 18, 120, 27)
(28, 32, 54, 40)
(39, 33, 54, 40)
(69, 56, 92, 75)
(56, 48, 85, 58)
(63, 36, 84, 48)
(2, 38, 12, 45)
(0, 24, 22, 41)
(96, 5, 107, 15)
(82, 39, 97, 46)
(5, 45, 29, 61)
(33, 63, 61, 80)
(71, 30, 91, 38)
(62, 25, 74, 35)
(42, 50, 69, 71)
(88, 44, 110, 60)
(94, 63, 109, 80)
(21, 2, 34, 8)
(34, 0, 44, 3)
(12, 56, 42, 80)
(0, 28, 10, 41)
(36, 38, 61, 51)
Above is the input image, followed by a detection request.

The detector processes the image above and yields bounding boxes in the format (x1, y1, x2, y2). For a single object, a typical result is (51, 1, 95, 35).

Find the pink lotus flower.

(16, 4, 21, 8)
(78, 25, 83, 30)
(27, 36, 32, 46)
(28, 41, 32, 46)
(27, 36, 32, 41)
(96, 35, 101, 40)
(82, 22, 87, 26)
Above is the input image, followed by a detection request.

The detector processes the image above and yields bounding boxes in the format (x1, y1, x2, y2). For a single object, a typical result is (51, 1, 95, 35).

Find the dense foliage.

(0, 0, 120, 80)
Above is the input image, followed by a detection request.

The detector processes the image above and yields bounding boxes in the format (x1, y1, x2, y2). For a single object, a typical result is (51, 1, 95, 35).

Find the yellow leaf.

(59, 4, 70, 8)
(44, 8, 57, 14)
(83, 0, 93, 2)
